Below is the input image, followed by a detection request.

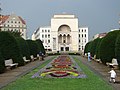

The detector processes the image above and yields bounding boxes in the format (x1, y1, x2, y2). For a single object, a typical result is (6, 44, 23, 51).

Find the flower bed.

(32, 55, 87, 78)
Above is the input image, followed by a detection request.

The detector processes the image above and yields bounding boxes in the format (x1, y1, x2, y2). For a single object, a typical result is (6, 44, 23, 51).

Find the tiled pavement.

(0, 55, 120, 90)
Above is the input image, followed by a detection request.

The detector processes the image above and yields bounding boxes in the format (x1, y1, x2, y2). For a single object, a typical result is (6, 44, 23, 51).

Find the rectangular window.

(42, 35, 44, 38)
(48, 40, 50, 43)
(48, 34, 50, 38)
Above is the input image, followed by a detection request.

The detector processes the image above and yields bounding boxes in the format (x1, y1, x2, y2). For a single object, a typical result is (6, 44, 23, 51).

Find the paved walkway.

(0, 56, 53, 89)
(76, 56, 120, 90)
(0, 55, 120, 90)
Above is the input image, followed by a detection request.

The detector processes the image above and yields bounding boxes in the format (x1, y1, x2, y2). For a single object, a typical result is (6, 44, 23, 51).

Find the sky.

(1, 0, 120, 40)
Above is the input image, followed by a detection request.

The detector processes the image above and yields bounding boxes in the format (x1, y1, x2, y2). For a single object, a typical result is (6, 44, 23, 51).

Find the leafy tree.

(0, 32, 24, 66)
(84, 41, 93, 55)
(16, 37, 30, 59)
(99, 30, 120, 64)
(95, 38, 103, 59)
(35, 39, 45, 55)
(90, 38, 100, 57)
(115, 30, 120, 68)
(26, 40, 39, 57)
(0, 52, 5, 73)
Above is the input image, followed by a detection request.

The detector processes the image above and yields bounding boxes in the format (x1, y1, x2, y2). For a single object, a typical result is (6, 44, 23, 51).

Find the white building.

(32, 14, 88, 52)
(0, 14, 27, 39)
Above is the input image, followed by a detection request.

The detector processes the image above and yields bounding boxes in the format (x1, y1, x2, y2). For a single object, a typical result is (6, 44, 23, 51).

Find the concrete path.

(0, 56, 53, 89)
(75, 56, 120, 90)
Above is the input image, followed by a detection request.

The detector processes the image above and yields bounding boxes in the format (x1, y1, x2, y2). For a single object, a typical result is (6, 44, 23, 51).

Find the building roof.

(0, 14, 26, 25)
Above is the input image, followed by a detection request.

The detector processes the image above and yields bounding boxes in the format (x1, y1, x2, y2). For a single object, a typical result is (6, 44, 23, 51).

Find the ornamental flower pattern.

(32, 55, 87, 78)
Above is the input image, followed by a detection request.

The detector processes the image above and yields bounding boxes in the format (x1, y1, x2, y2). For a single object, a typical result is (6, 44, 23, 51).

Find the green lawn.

(1, 56, 113, 90)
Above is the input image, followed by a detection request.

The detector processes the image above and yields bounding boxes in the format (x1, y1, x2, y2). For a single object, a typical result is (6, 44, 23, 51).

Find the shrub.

(0, 52, 5, 73)
(16, 37, 30, 59)
(35, 39, 45, 55)
(115, 31, 120, 68)
(90, 38, 101, 57)
(84, 41, 93, 55)
(26, 40, 39, 57)
(95, 38, 103, 59)
(99, 30, 120, 64)
(84, 41, 92, 54)
(0, 32, 24, 66)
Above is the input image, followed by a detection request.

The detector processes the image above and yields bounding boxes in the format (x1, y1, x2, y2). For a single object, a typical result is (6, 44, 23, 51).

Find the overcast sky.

(1, 0, 120, 40)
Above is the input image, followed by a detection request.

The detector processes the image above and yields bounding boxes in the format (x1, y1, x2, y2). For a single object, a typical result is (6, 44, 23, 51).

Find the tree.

(99, 30, 120, 64)
(95, 38, 103, 59)
(84, 41, 93, 55)
(115, 31, 120, 68)
(35, 39, 45, 55)
(0, 52, 5, 73)
(26, 40, 39, 57)
(16, 37, 30, 59)
(90, 38, 100, 57)
(0, 32, 24, 66)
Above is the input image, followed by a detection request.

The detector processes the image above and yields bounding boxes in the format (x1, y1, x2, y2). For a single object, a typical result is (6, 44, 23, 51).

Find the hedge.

(95, 38, 103, 59)
(16, 37, 30, 60)
(0, 32, 24, 66)
(99, 30, 120, 64)
(0, 52, 5, 73)
(115, 30, 120, 68)
(90, 38, 101, 57)
(26, 40, 39, 57)
(35, 39, 45, 55)
(84, 41, 93, 55)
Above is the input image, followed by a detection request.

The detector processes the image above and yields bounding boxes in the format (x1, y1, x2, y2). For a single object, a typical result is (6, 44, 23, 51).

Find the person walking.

(88, 52, 91, 62)
(108, 68, 116, 83)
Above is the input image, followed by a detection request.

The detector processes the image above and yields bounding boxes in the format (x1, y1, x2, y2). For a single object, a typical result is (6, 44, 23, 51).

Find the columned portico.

(51, 14, 79, 52)
(58, 25, 71, 51)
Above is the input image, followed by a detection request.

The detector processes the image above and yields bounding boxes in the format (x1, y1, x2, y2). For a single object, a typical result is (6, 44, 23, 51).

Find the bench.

(23, 56, 30, 63)
(30, 55, 34, 61)
(5, 59, 18, 69)
(106, 58, 118, 69)
(95, 59, 102, 63)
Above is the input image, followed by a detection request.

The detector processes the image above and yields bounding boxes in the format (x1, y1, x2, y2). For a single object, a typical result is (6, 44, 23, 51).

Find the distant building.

(0, 13, 27, 39)
(93, 33, 107, 39)
(32, 14, 88, 52)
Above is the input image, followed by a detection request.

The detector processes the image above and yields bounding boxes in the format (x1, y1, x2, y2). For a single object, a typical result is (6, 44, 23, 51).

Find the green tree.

(115, 31, 120, 68)
(35, 39, 45, 55)
(95, 38, 103, 59)
(16, 37, 30, 59)
(0, 32, 24, 66)
(90, 38, 100, 57)
(84, 41, 93, 55)
(26, 40, 39, 57)
(99, 30, 120, 64)
(0, 52, 5, 73)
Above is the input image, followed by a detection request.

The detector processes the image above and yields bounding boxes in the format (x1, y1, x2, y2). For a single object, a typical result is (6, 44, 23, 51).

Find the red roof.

(0, 15, 26, 25)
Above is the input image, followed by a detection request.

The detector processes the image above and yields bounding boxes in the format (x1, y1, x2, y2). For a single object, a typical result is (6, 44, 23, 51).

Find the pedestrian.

(108, 68, 116, 83)
(88, 52, 91, 62)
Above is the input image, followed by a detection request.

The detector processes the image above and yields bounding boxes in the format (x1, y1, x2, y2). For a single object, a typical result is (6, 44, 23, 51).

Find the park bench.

(95, 59, 102, 63)
(106, 58, 118, 69)
(30, 55, 35, 61)
(23, 56, 30, 63)
(5, 59, 18, 69)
